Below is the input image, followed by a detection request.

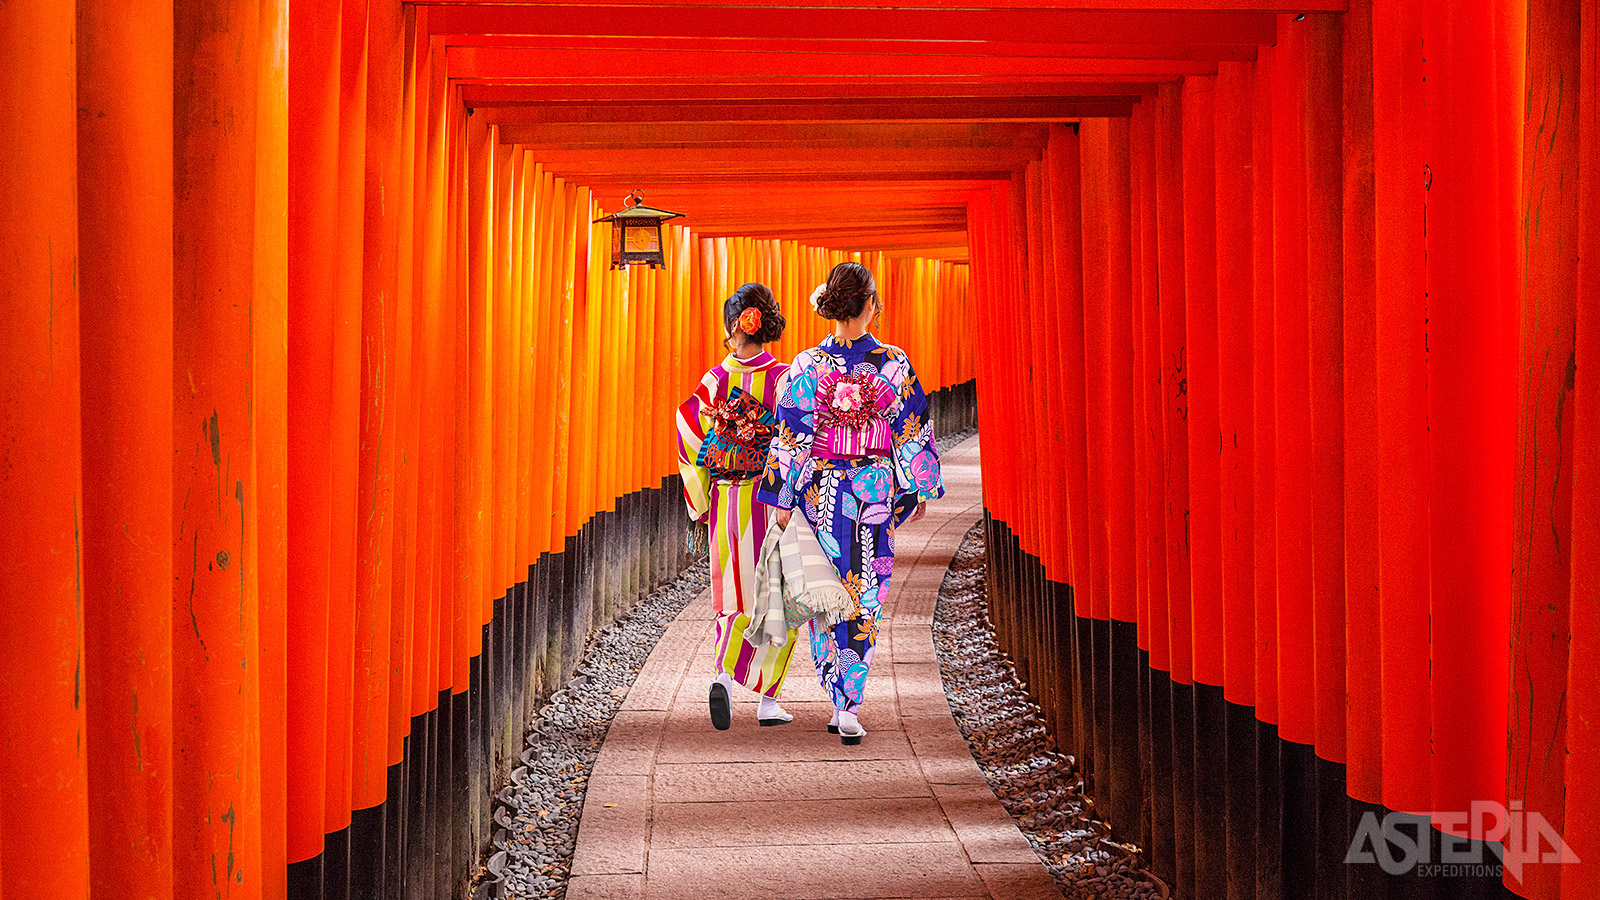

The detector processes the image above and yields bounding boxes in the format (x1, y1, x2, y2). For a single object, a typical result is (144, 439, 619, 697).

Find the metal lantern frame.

(594, 193, 684, 269)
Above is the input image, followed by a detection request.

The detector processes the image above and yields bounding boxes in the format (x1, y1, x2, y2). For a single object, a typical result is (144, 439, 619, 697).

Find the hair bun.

(814, 262, 877, 322)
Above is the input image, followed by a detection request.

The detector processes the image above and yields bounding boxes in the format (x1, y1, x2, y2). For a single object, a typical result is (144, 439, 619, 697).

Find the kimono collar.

(723, 350, 777, 372)
(822, 333, 881, 353)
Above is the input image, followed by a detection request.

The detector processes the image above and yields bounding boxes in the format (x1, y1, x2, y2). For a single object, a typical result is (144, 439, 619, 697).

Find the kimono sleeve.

(756, 354, 818, 511)
(889, 349, 945, 505)
(675, 374, 718, 522)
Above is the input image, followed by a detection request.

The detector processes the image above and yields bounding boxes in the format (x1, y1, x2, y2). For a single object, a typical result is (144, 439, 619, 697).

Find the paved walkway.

(568, 436, 1065, 900)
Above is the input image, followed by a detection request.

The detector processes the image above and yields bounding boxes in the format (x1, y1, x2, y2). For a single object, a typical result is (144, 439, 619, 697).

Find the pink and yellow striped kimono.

(676, 350, 800, 698)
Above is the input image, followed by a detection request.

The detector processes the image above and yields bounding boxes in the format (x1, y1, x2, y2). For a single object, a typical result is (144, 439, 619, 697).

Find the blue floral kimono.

(756, 334, 945, 714)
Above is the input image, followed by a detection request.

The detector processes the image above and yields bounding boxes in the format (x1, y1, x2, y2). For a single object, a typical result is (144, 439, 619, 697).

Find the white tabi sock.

(757, 695, 788, 720)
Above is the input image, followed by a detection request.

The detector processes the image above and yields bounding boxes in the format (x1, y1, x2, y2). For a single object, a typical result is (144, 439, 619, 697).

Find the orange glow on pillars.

(254, 0, 291, 890)
(352, 0, 404, 810)
(77, 0, 177, 895)
(173, 0, 266, 893)
(285, 0, 340, 860)
(0, 2, 89, 898)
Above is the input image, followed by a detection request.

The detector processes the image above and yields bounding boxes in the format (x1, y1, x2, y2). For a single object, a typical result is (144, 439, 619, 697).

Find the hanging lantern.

(593, 190, 684, 269)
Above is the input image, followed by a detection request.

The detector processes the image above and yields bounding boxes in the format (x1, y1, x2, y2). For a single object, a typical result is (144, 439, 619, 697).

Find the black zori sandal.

(826, 724, 840, 734)
(839, 723, 866, 746)
(709, 682, 731, 731)
(758, 711, 794, 727)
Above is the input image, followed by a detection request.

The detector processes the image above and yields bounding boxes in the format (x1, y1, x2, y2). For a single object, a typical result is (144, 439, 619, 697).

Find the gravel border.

(934, 521, 1171, 900)
(482, 558, 710, 900)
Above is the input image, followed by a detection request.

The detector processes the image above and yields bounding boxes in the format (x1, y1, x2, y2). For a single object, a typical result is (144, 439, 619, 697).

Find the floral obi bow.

(814, 369, 895, 458)
(697, 386, 776, 479)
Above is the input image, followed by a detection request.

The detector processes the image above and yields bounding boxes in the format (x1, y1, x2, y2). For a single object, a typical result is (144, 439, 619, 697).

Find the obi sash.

(697, 386, 776, 478)
(814, 369, 894, 459)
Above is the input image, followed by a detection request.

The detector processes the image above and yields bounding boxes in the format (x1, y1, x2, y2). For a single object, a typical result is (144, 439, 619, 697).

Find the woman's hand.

(776, 508, 793, 530)
(908, 502, 927, 524)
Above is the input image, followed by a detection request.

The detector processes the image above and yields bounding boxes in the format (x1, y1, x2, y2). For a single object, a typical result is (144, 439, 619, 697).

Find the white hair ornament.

(809, 283, 828, 311)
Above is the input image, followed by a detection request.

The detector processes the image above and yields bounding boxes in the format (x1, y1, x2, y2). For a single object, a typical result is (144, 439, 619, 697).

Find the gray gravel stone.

(935, 520, 1171, 900)
(475, 558, 710, 899)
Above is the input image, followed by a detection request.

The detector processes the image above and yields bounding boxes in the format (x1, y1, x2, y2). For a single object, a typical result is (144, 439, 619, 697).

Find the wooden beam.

(461, 80, 1161, 104)
(515, 147, 1044, 182)
(569, 184, 994, 216)
(448, 46, 1220, 80)
(444, 34, 1261, 63)
(424, 4, 1293, 44)
(487, 99, 1134, 125)
(503, 122, 1053, 149)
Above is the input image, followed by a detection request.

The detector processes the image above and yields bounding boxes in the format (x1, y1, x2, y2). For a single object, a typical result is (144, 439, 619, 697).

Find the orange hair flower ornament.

(738, 307, 763, 335)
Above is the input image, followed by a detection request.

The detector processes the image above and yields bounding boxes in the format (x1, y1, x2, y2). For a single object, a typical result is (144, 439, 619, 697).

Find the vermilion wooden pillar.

(1249, 43, 1279, 732)
(1020, 160, 1055, 604)
(1372, 0, 1432, 817)
(454, 109, 484, 664)
(256, 2, 291, 896)
(1339, 0, 1383, 806)
(489, 135, 513, 599)
(1180, 73, 1227, 900)
(77, 1, 176, 897)
(407, 16, 446, 722)
(524, 165, 550, 564)
(1080, 123, 1111, 623)
(1303, 12, 1347, 764)
(1213, 58, 1258, 900)
(173, 0, 265, 896)
(1131, 100, 1168, 679)
(1130, 99, 1167, 871)
(1270, 17, 1314, 750)
(354, 0, 403, 814)
(286, 0, 341, 866)
(465, 103, 494, 629)
(1213, 59, 1255, 715)
(1154, 80, 1194, 895)
(0, 3, 88, 899)
(1017, 161, 1048, 709)
(1566, 8, 1600, 897)
(385, 5, 420, 767)
(1302, 19, 1350, 897)
(1511, 0, 1581, 895)
(325, 0, 372, 850)
(1045, 126, 1089, 627)
(1101, 112, 1144, 867)
(1181, 76, 1222, 690)
(1422, 0, 1513, 827)
(1155, 83, 1191, 688)
(1249, 47, 1283, 900)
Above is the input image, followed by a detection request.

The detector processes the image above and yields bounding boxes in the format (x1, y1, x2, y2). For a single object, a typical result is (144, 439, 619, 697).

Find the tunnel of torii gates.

(3, 0, 1600, 899)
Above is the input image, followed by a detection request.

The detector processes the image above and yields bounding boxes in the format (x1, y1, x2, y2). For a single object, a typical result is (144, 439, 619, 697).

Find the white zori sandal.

(837, 710, 865, 745)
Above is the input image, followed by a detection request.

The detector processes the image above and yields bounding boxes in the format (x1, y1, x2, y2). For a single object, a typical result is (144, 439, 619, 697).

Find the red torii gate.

(0, 2, 1596, 900)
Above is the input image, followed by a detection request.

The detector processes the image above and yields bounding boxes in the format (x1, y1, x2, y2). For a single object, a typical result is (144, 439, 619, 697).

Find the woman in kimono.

(757, 262, 945, 745)
(676, 283, 799, 730)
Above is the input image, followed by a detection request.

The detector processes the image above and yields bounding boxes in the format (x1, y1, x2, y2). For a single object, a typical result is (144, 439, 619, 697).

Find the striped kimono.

(676, 351, 800, 698)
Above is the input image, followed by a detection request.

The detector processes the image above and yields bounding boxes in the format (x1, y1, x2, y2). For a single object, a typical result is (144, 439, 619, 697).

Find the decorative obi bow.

(814, 369, 894, 458)
(697, 387, 775, 478)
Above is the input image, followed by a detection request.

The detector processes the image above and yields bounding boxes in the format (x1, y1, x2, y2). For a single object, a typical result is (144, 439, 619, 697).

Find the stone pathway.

(567, 436, 1066, 900)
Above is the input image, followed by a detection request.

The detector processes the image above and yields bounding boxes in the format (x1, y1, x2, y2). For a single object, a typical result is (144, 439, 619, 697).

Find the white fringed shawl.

(744, 517, 856, 648)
